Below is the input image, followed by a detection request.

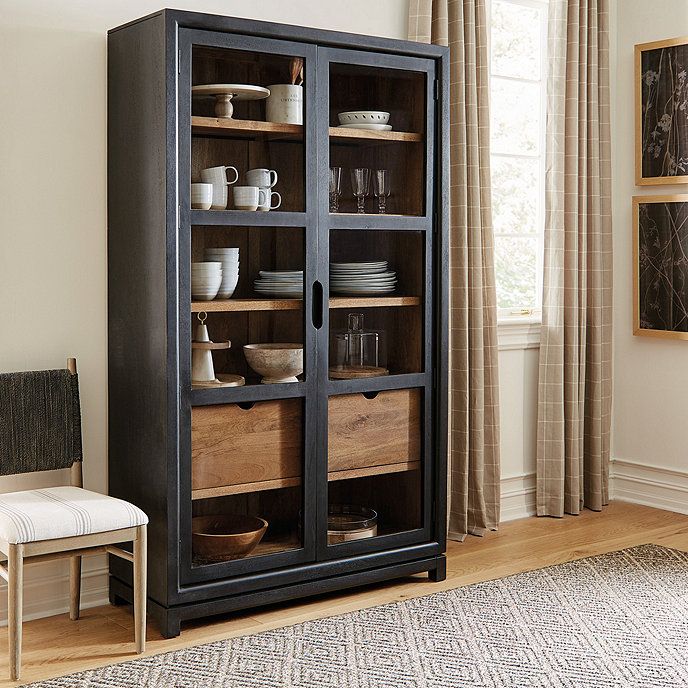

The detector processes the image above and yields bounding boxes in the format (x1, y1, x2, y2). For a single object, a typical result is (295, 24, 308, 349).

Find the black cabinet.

(108, 9, 448, 638)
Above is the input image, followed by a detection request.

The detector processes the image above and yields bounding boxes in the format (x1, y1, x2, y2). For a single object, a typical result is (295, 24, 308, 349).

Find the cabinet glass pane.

(328, 229, 425, 379)
(190, 225, 305, 387)
(191, 399, 304, 566)
(327, 389, 423, 547)
(329, 63, 426, 216)
(191, 45, 305, 212)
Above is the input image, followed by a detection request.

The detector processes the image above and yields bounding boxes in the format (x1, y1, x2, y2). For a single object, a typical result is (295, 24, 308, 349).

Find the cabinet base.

(110, 554, 447, 639)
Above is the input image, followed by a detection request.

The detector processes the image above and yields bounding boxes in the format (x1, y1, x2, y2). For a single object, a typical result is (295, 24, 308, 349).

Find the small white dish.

(338, 111, 390, 125)
(337, 123, 393, 131)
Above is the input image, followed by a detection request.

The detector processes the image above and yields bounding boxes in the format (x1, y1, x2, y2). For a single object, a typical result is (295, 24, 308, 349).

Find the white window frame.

(488, 0, 548, 326)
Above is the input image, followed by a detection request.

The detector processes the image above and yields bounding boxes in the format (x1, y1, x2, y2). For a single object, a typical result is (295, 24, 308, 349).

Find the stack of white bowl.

(191, 262, 223, 301)
(204, 248, 240, 299)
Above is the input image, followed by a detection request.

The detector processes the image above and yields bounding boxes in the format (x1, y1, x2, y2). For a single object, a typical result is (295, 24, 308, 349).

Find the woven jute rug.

(28, 544, 688, 687)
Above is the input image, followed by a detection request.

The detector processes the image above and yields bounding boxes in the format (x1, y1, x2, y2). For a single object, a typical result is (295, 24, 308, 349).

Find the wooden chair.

(0, 358, 148, 680)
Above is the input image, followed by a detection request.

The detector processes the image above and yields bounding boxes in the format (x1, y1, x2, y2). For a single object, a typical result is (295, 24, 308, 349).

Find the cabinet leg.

(109, 589, 129, 607)
(428, 555, 446, 582)
(157, 610, 181, 639)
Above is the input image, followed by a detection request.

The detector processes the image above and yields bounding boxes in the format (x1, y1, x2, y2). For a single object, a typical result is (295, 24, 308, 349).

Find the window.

(489, 0, 548, 315)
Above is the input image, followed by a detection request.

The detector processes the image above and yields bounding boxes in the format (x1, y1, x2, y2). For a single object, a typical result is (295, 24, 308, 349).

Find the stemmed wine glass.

(329, 167, 342, 213)
(373, 169, 391, 214)
(350, 168, 371, 214)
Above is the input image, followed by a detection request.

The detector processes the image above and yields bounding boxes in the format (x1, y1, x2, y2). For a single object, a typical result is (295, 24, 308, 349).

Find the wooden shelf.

(192, 532, 301, 565)
(191, 299, 301, 312)
(190, 209, 307, 226)
(328, 460, 420, 483)
(192, 116, 302, 140)
(191, 460, 420, 500)
(330, 296, 420, 308)
(192, 477, 301, 500)
(329, 127, 423, 143)
(190, 117, 421, 143)
(190, 296, 421, 312)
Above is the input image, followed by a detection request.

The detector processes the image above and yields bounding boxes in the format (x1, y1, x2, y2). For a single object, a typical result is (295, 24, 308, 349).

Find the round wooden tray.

(328, 365, 389, 379)
(192, 374, 245, 389)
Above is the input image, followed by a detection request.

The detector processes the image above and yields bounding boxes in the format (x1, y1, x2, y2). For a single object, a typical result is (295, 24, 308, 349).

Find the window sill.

(497, 316, 541, 351)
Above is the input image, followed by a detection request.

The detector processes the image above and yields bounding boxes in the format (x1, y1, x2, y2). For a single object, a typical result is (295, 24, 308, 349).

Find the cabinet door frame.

(314, 46, 439, 562)
(177, 27, 319, 585)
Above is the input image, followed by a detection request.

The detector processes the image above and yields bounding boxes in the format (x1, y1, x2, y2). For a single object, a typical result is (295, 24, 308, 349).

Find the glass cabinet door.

(316, 48, 438, 559)
(177, 28, 318, 584)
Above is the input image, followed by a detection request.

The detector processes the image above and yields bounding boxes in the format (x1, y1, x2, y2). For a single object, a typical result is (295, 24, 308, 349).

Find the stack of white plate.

(204, 247, 239, 299)
(191, 262, 223, 301)
(254, 270, 303, 298)
(330, 262, 397, 294)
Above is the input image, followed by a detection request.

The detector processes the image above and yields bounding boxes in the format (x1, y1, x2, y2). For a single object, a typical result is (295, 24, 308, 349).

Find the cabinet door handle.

(312, 280, 323, 330)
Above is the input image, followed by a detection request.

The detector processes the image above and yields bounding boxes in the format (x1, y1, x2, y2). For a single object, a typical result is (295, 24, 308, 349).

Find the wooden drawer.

(328, 389, 421, 475)
(192, 400, 302, 494)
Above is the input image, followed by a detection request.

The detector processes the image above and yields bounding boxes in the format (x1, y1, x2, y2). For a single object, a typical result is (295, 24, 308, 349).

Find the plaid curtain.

(409, 0, 501, 538)
(537, 0, 613, 516)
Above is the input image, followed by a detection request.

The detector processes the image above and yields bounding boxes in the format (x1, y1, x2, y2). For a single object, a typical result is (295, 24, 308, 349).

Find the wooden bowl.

(192, 515, 268, 563)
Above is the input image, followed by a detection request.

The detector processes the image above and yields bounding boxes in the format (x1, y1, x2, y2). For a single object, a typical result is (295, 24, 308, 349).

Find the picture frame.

(635, 37, 688, 186)
(633, 195, 688, 340)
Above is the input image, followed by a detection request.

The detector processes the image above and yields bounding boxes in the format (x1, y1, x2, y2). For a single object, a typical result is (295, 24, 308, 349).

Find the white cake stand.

(192, 84, 270, 119)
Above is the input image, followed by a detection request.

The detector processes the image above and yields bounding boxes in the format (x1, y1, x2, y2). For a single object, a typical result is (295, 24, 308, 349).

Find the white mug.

(233, 186, 268, 211)
(246, 168, 278, 189)
(200, 166, 239, 210)
(191, 183, 213, 210)
(266, 84, 303, 125)
(257, 188, 282, 212)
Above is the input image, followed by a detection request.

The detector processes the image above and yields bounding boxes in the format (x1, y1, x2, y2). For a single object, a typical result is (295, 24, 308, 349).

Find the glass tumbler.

(373, 169, 391, 214)
(350, 168, 371, 214)
(329, 166, 342, 213)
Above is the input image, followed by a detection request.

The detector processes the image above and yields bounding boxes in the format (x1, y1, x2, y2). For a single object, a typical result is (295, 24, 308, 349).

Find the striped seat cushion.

(0, 486, 148, 544)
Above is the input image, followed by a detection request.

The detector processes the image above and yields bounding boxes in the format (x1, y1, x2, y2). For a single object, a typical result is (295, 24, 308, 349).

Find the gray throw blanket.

(0, 369, 82, 475)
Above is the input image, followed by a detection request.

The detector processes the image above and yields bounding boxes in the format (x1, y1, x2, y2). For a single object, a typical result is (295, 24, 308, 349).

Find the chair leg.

(8, 544, 24, 681)
(133, 525, 147, 654)
(70, 555, 82, 620)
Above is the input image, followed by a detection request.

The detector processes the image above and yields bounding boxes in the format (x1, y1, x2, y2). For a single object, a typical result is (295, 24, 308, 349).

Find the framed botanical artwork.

(633, 195, 688, 340)
(635, 37, 688, 185)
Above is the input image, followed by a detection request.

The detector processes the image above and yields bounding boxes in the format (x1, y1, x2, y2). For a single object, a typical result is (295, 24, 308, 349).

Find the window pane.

(490, 78, 539, 155)
(491, 1, 542, 80)
(494, 236, 538, 309)
(491, 157, 539, 235)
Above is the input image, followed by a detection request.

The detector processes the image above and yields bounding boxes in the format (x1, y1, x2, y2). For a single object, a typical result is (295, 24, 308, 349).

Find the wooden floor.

(3, 501, 688, 685)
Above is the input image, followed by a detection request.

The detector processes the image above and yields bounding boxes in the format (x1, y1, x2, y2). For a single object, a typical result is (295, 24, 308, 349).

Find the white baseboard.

(0, 555, 109, 627)
(611, 459, 688, 515)
(500, 472, 537, 522)
(499, 460, 688, 522)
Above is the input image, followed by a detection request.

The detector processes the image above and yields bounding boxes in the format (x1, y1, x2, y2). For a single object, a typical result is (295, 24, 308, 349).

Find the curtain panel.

(409, 0, 501, 537)
(537, 0, 613, 517)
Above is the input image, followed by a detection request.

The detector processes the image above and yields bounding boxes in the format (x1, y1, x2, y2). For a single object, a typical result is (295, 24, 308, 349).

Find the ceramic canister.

(266, 84, 303, 125)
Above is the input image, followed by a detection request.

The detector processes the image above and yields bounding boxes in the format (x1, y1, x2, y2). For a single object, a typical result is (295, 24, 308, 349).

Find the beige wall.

(611, 1, 688, 484)
(0, 0, 409, 622)
(497, 344, 539, 521)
